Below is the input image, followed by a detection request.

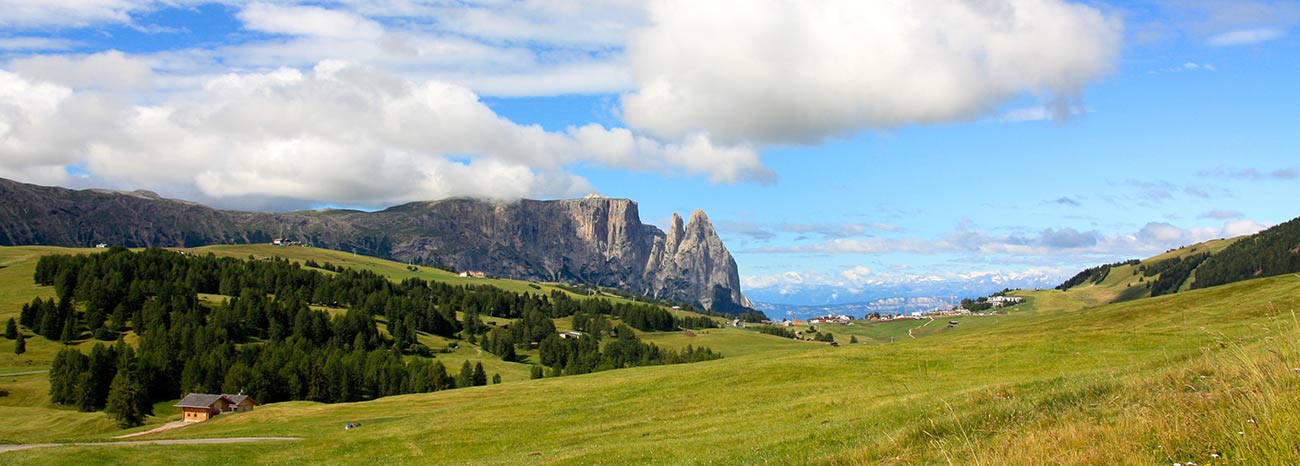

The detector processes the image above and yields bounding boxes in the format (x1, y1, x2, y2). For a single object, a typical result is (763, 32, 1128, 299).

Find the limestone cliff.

(0, 178, 751, 311)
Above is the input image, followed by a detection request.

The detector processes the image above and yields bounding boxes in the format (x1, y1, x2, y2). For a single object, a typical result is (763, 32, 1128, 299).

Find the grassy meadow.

(3, 245, 1299, 464)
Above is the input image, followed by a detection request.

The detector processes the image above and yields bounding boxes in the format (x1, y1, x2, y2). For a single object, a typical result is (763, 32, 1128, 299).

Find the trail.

(113, 421, 190, 439)
(907, 317, 934, 339)
(0, 437, 303, 454)
(0, 370, 49, 377)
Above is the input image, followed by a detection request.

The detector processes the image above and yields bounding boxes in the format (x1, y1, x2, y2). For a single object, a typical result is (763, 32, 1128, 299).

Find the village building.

(174, 393, 258, 422)
(809, 315, 852, 325)
(458, 271, 487, 278)
(559, 331, 583, 339)
(986, 296, 1025, 307)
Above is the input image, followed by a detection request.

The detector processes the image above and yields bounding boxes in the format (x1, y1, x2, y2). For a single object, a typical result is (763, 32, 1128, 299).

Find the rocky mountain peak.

(0, 177, 753, 312)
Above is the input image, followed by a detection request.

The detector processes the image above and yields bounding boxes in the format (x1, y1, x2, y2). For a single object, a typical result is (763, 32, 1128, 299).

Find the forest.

(16, 247, 721, 427)
(1193, 216, 1300, 290)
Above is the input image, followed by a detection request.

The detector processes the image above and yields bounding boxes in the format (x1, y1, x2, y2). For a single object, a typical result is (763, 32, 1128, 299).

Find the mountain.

(747, 271, 1059, 316)
(0, 178, 751, 311)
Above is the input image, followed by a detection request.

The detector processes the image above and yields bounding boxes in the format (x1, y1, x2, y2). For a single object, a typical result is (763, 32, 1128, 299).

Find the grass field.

(5, 245, 1300, 464)
(4, 268, 1297, 463)
(0, 245, 755, 445)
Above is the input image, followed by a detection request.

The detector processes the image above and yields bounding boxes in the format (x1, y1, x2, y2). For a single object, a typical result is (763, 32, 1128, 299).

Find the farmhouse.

(458, 271, 487, 278)
(174, 393, 258, 422)
(559, 331, 583, 339)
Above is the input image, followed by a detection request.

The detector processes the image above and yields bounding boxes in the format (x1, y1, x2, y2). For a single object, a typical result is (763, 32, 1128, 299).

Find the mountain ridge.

(0, 177, 751, 312)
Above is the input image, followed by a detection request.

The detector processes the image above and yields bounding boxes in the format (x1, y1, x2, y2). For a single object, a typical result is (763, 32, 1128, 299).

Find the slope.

(0, 245, 790, 444)
(8, 271, 1298, 464)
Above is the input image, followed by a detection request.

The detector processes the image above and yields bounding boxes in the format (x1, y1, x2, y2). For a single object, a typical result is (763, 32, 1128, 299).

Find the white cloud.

(238, 3, 384, 40)
(0, 60, 758, 206)
(744, 266, 1066, 292)
(748, 219, 1269, 259)
(0, 37, 81, 51)
(622, 0, 1122, 144)
(840, 266, 872, 282)
(1207, 27, 1286, 46)
(9, 50, 154, 91)
(0, 0, 149, 28)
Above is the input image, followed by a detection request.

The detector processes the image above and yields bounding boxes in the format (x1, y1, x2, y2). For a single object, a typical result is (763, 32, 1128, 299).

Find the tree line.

(19, 247, 720, 426)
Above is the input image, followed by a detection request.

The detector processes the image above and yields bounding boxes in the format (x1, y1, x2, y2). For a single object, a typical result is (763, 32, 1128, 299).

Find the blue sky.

(2, 1, 1298, 306)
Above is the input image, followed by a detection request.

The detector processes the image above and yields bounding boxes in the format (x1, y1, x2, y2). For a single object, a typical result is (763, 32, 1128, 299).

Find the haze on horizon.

(1, 0, 1298, 307)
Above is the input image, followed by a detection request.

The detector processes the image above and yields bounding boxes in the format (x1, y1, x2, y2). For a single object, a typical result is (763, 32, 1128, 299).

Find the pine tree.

(4, 318, 16, 340)
(530, 365, 544, 380)
(849, 335, 859, 344)
(13, 332, 25, 356)
(105, 366, 145, 428)
(456, 361, 474, 388)
(472, 362, 487, 387)
(60, 315, 77, 344)
(492, 373, 501, 384)
(430, 361, 452, 391)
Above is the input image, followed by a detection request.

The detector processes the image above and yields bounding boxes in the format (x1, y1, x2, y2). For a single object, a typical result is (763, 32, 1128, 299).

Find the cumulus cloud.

(9, 50, 154, 91)
(0, 60, 761, 207)
(622, 0, 1122, 144)
(0, 0, 149, 28)
(238, 3, 384, 40)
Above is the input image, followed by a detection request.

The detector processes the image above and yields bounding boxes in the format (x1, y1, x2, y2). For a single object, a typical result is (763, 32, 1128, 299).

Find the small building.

(95, 243, 108, 248)
(174, 393, 258, 422)
(809, 315, 852, 325)
(175, 393, 233, 422)
(271, 238, 285, 246)
(458, 271, 487, 278)
(559, 331, 584, 339)
(226, 393, 258, 413)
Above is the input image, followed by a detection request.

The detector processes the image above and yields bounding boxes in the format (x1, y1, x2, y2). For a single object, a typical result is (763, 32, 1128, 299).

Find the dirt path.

(0, 370, 49, 377)
(113, 421, 191, 439)
(0, 437, 303, 454)
(907, 317, 934, 339)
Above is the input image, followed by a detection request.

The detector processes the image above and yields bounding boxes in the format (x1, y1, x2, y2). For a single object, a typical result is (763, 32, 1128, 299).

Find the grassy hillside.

(1055, 237, 1242, 305)
(6, 268, 1298, 464)
(0, 245, 759, 444)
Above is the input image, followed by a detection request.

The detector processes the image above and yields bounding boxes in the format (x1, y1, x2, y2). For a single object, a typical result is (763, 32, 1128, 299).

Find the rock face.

(0, 178, 751, 311)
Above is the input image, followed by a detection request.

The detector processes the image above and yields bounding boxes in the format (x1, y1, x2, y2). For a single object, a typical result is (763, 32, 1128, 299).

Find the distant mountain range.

(0, 177, 751, 312)
(750, 272, 1060, 318)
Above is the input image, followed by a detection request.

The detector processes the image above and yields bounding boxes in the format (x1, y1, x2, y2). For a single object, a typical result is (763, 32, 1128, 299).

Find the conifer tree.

(106, 366, 145, 428)
(4, 318, 16, 340)
(473, 362, 487, 387)
(13, 332, 25, 356)
(456, 360, 474, 388)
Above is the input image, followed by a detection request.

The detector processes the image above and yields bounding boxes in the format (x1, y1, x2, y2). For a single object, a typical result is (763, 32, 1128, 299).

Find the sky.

(1, 0, 1298, 307)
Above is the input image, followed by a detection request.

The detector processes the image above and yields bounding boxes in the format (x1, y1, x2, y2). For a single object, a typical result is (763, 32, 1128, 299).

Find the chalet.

(271, 238, 285, 246)
(226, 393, 258, 413)
(458, 271, 487, 278)
(95, 243, 109, 248)
(559, 331, 584, 339)
(174, 393, 258, 422)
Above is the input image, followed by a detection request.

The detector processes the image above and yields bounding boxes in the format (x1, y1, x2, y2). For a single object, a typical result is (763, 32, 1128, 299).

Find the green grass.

(6, 272, 1299, 464)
